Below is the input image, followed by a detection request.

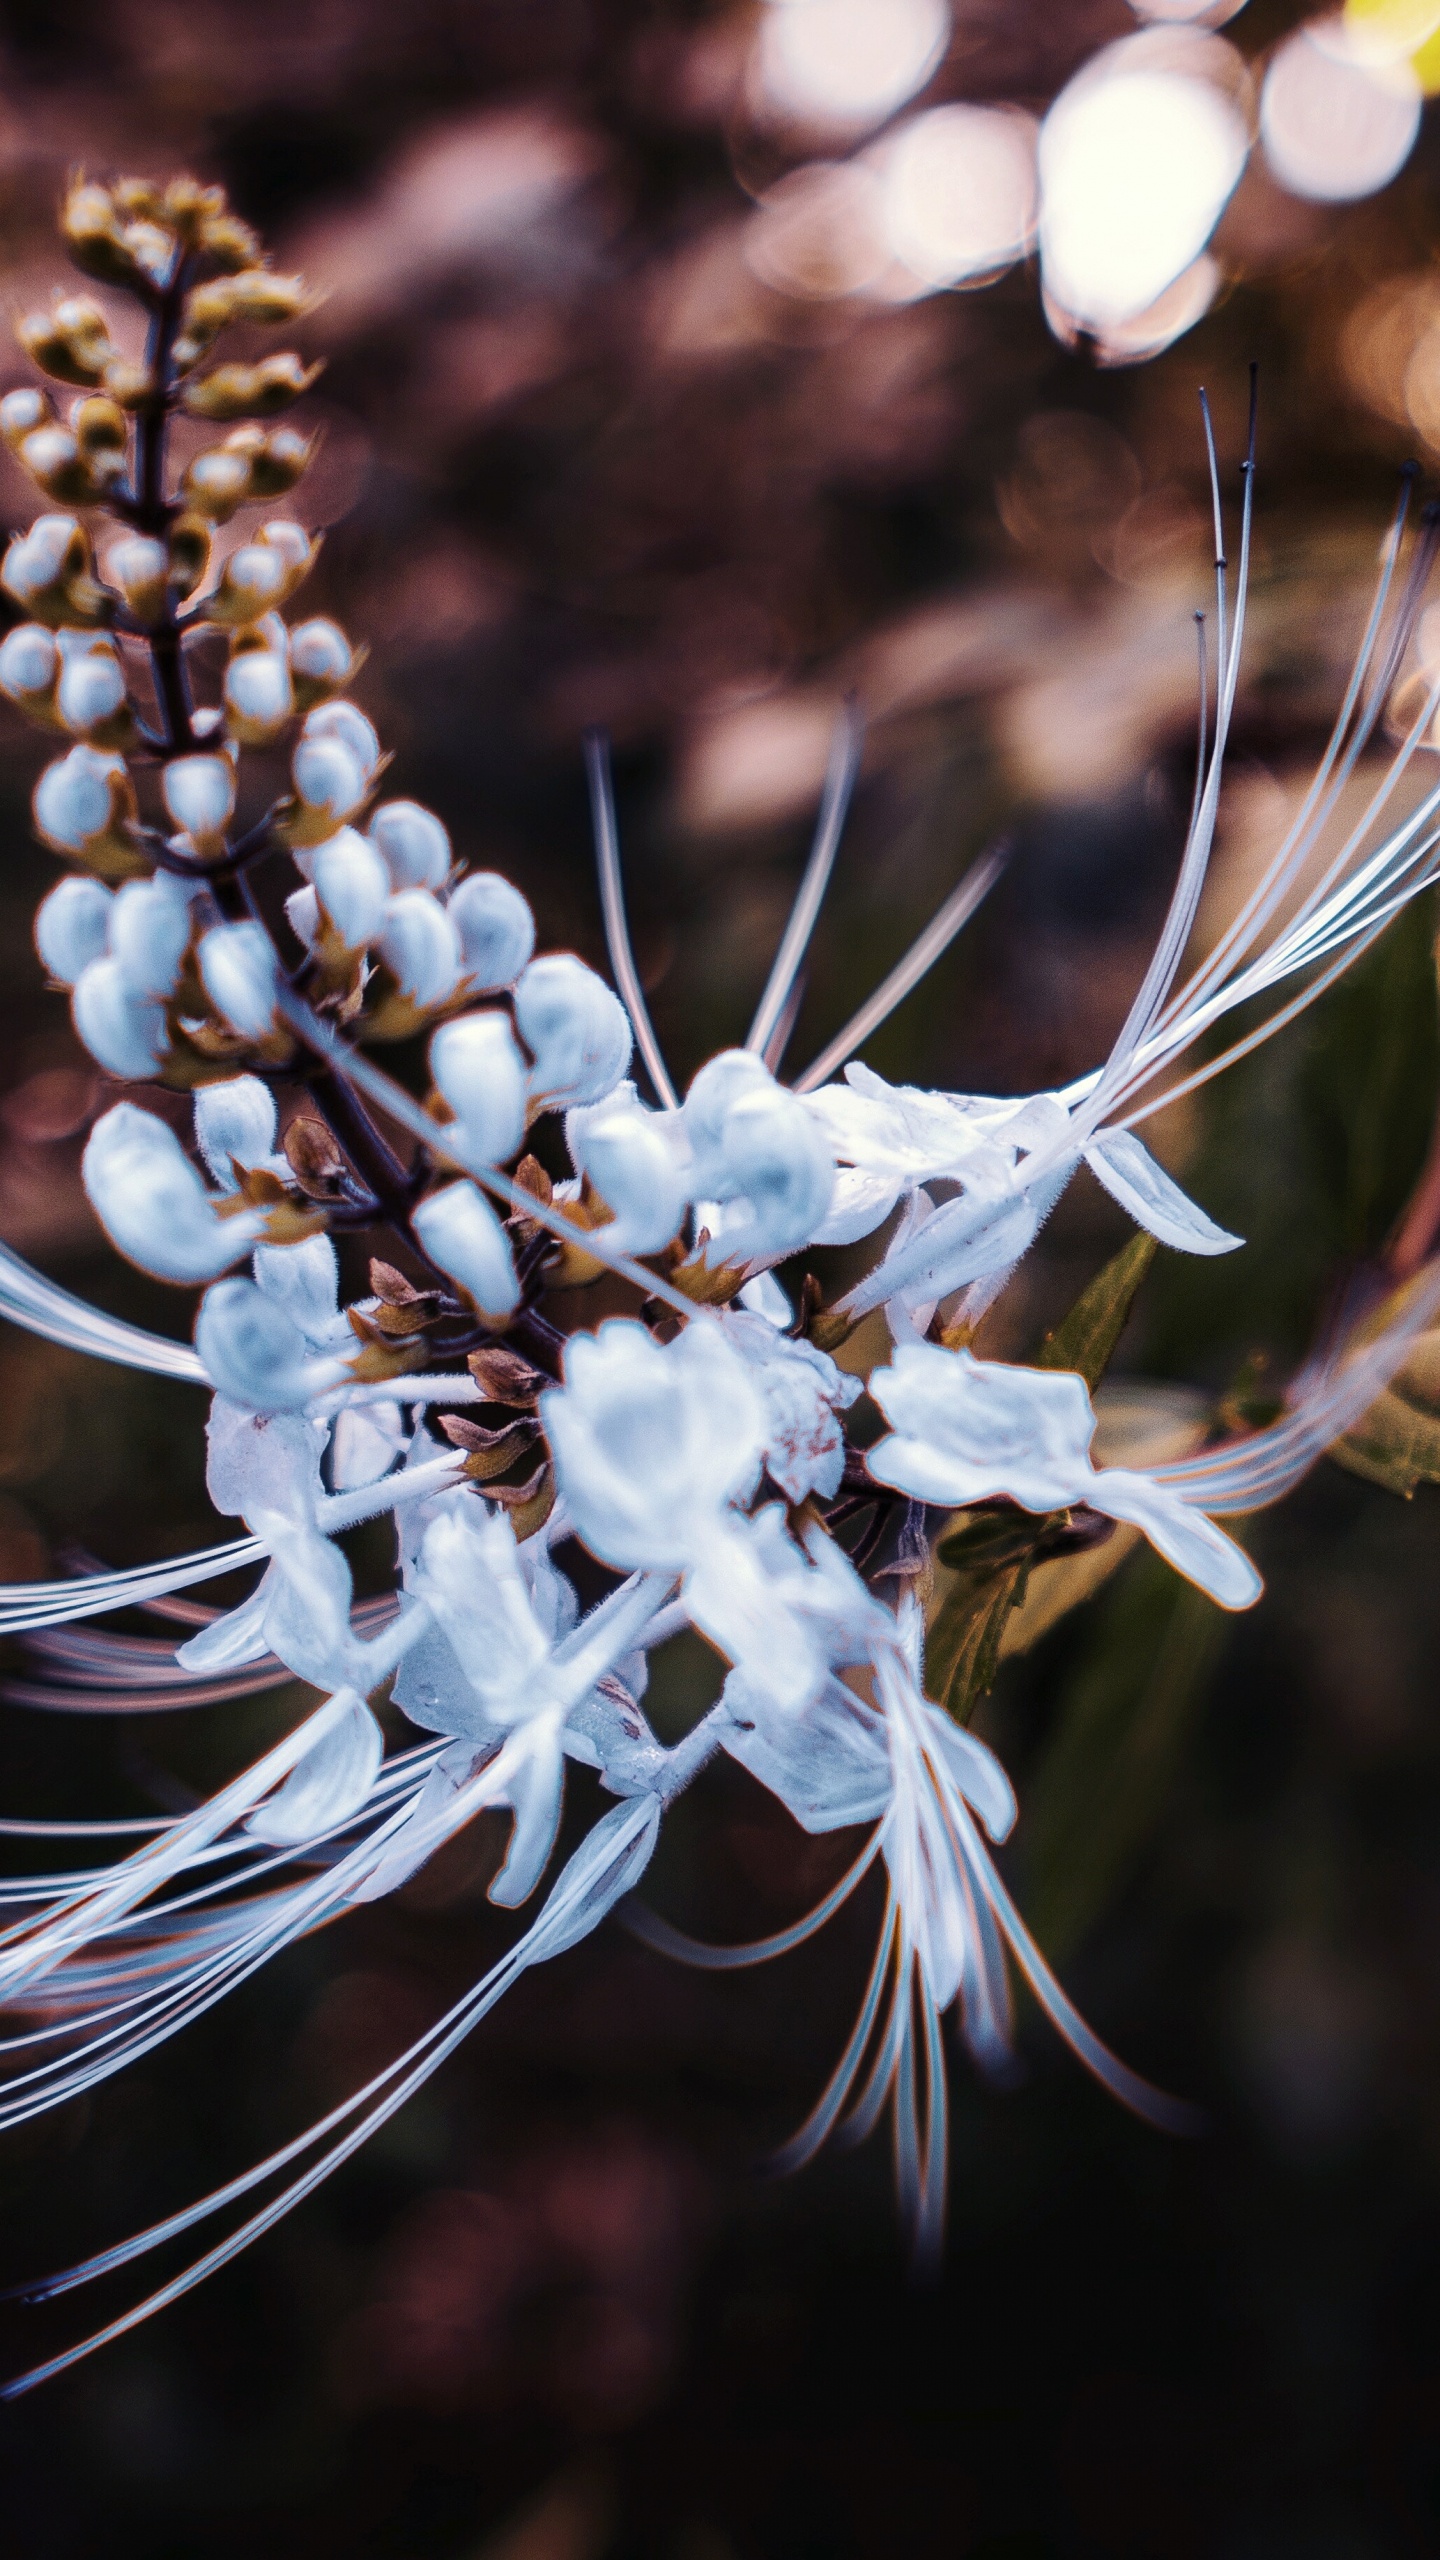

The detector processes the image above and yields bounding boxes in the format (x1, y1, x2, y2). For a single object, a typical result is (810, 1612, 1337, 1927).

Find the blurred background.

(3, 0, 1440, 2550)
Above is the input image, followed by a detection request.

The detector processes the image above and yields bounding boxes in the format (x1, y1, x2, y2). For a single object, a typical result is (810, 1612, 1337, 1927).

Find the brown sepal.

(439, 1414, 538, 1481)
(345, 1336, 427, 1385)
(467, 1346, 546, 1407)
(515, 1154, 553, 1206)
(283, 1115, 349, 1200)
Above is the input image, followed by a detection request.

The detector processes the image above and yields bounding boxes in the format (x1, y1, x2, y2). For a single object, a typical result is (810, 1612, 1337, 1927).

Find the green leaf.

(925, 1558, 1031, 1724)
(1333, 1381, 1440, 1497)
(1018, 1552, 1230, 1962)
(1036, 1231, 1156, 1390)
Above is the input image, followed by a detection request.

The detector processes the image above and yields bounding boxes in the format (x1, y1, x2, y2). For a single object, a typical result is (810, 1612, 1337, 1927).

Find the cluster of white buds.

(3, 184, 1440, 2397)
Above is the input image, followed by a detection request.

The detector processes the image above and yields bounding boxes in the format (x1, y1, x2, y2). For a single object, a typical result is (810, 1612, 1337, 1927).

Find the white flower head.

(543, 1317, 765, 1573)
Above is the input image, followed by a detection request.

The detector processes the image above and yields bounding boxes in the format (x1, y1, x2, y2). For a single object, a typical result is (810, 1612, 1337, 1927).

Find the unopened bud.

(162, 751, 236, 855)
(284, 883, 320, 951)
(101, 357, 155, 410)
(412, 1181, 520, 1322)
(448, 871, 536, 992)
(312, 824, 389, 949)
(159, 176, 226, 242)
(515, 954, 632, 1111)
(16, 295, 112, 388)
(197, 209, 264, 273)
(55, 631, 130, 743)
(107, 533, 169, 625)
(1, 513, 106, 625)
(166, 515, 211, 602)
(182, 447, 251, 523)
(223, 637, 294, 745)
(70, 394, 128, 458)
(198, 919, 280, 1040)
(370, 799, 450, 891)
(33, 742, 140, 873)
(0, 387, 52, 451)
(72, 955, 168, 1079)
(111, 178, 165, 222)
(35, 874, 113, 985)
(183, 352, 324, 421)
(289, 617, 358, 710)
(569, 1097, 688, 1255)
(204, 520, 315, 628)
(429, 1010, 527, 1164)
(376, 890, 463, 1011)
(0, 622, 60, 724)
(84, 1104, 263, 1283)
(61, 181, 170, 290)
(287, 699, 381, 841)
(226, 270, 312, 324)
(109, 870, 196, 1001)
(192, 1074, 279, 1188)
(219, 422, 313, 500)
(18, 424, 101, 505)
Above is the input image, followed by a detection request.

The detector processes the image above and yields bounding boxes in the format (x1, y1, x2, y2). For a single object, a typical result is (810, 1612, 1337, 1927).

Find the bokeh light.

(1261, 18, 1421, 202)
(753, 0, 950, 135)
(1039, 33, 1248, 333)
(744, 160, 892, 301)
(879, 104, 1039, 290)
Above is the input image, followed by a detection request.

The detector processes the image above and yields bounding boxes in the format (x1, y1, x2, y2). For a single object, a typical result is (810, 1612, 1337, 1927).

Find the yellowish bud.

(0, 387, 53, 452)
(161, 176, 228, 242)
(197, 210, 264, 273)
(17, 295, 112, 389)
(101, 357, 156, 409)
(106, 532, 169, 625)
(182, 446, 252, 523)
(225, 423, 313, 498)
(166, 515, 211, 602)
(18, 425, 102, 505)
(182, 351, 324, 422)
(70, 394, 128, 457)
(225, 269, 313, 324)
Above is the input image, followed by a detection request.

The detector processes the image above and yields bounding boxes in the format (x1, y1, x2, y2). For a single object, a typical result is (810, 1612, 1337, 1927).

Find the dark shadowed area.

(1, 1, 1440, 2553)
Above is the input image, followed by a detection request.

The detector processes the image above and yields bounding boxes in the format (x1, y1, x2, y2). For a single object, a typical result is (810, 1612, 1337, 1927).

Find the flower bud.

(218, 422, 313, 502)
(198, 920, 280, 1039)
(206, 523, 316, 625)
(183, 352, 324, 421)
(428, 1010, 527, 1163)
(54, 631, 130, 742)
(411, 1181, 520, 1322)
(71, 394, 128, 459)
(33, 743, 140, 874)
(0, 387, 52, 450)
(448, 871, 535, 991)
(34, 873, 112, 984)
(514, 953, 632, 1111)
(311, 825, 390, 949)
(376, 890, 463, 1010)
(16, 295, 112, 388)
(17, 425, 102, 505)
(223, 638, 293, 746)
(196, 1276, 344, 1410)
(686, 1060, 834, 1268)
(569, 1097, 688, 1255)
(84, 1105, 268, 1284)
(288, 700, 381, 843)
(2, 514, 107, 626)
(156, 176, 225, 239)
(109, 870, 196, 1000)
(370, 798, 450, 891)
(182, 448, 251, 524)
(193, 1074, 279, 1187)
(166, 514, 211, 602)
(226, 270, 313, 325)
(197, 209, 264, 273)
(288, 617, 358, 710)
(61, 180, 168, 290)
(284, 883, 320, 951)
(162, 752, 236, 856)
(106, 533, 169, 624)
(72, 955, 168, 1079)
(0, 622, 60, 723)
(101, 357, 156, 410)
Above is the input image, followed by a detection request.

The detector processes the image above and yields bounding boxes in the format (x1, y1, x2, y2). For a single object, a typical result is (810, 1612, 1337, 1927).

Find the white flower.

(544, 1318, 765, 1572)
(428, 1010, 527, 1163)
(377, 889, 462, 1008)
(33, 743, 131, 858)
(513, 952, 631, 1110)
(287, 617, 356, 696)
(1, 513, 83, 614)
(448, 871, 535, 990)
(722, 1305, 861, 1502)
(369, 799, 450, 892)
(83, 1103, 264, 1281)
(34, 874, 111, 984)
(198, 920, 279, 1038)
(410, 1180, 520, 1320)
(54, 631, 126, 738)
(291, 700, 380, 833)
(867, 1343, 1261, 1610)
(223, 641, 293, 743)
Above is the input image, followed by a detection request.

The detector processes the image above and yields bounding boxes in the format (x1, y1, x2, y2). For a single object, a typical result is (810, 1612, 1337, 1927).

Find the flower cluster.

(0, 182, 1438, 2391)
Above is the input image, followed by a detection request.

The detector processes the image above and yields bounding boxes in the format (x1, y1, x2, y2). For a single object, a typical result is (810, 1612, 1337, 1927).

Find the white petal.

(246, 1688, 383, 1845)
(193, 1076, 279, 1189)
(1083, 1128, 1241, 1256)
(1092, 1465, 1262, 1610)
(411, 1180, 520, 1319)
